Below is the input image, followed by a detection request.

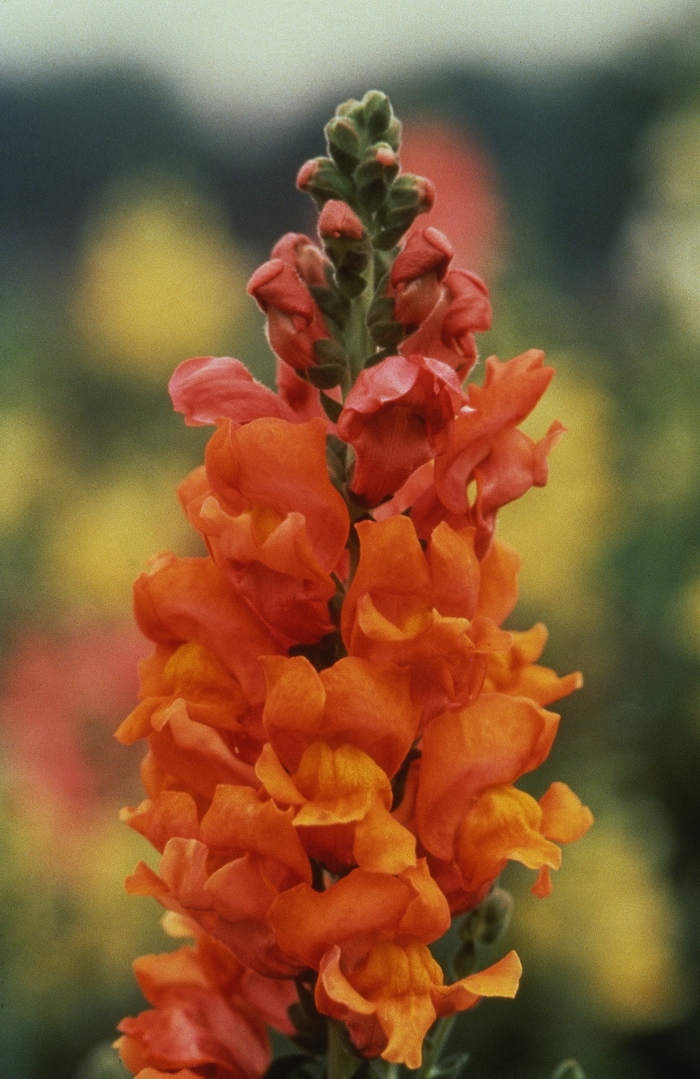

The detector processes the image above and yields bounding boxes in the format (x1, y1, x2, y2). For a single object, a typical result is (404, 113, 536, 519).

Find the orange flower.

(116, 553, 281, 804)
(125, 784, 313, 977)
(341, 515, 512, 720)
(337, 354, 468, 506)
(179, 417, 349, 645)
(318, 942, 521, 1069)
(484, 623, 583, 706)
(415, 693, 560, 860)
(168, 356, 302, 428)
(116, 913, 295, 1079)
(267, 862, 520, 1068)
(256, 654, 420, 872)
(455, 781, 593, 901)
(131, 552, 279, 706)
(401, 268, 492, 378)
(256, 741, 416, 874)
(405, 349, 560, 552)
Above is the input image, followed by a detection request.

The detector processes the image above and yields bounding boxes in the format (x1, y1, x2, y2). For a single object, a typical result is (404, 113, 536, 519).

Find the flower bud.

(361, 90, 393, 140)
(296, 156, 353, 208)
(372, 174, 436, 248)
(318, 200, 370, 290)
(459, 887, 513, 946)
(390, 227, 454, 330)
(318, 200, 366, 243)
(354, 143, 401, 212)
(325, 116, 362, 175)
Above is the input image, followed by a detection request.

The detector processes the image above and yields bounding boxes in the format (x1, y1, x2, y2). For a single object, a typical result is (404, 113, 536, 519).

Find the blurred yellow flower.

(71, 176, 250, 379)
(515, 790, 690, 1030)
(0, 409, 62, 527)
(44, 460, 196, 614)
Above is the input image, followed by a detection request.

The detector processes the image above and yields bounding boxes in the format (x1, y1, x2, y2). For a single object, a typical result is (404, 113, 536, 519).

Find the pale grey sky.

(1, 0, 697, 122)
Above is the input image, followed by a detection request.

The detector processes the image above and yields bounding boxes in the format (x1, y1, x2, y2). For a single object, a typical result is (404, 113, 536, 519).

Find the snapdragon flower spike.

(117, 91, 593, 1079)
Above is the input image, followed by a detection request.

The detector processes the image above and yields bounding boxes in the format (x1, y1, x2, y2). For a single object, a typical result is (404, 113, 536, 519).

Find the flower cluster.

(116, 93, 592, 1079)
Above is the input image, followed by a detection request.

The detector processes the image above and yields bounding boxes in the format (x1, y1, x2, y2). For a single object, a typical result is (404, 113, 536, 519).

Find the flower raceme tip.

(116, 91, 592, 1079)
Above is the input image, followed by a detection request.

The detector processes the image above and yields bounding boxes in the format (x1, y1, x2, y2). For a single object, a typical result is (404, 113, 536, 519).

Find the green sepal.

(379, 204, 418, 230)
(308, 285, 350, 330)
(325, 117, 361, 175)
(387, 174, 423, 208)
(431, 1052, 471, 1079)
(307, 363, 345, 389)
(385, 116, 402, 151)
(326, 434, 348, 489)
(362, 91, 393, 140)
(335, 266, 367, 299)
(459, 888, 513, 947)
(329, 247, 369, 275)
(313, 338, 347, 367)
(286, 979, 328, 1057)
(320, 392, 343, 423)
(373, 224, 409, 251)
(452, 938, 478, 978)
(367, 295, 395, 326)
(363, 347, 395, 369)
(288, 631, 344, 671)
(369, 320, 404, 349)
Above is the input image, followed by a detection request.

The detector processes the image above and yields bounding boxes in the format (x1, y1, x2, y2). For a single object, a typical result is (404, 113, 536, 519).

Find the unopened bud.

(354, 144, 400, 212)
(388, 173, 435, 213)
(336, 98, 363, 122)
(325, 117, 362, 174)
(312, 338, 347, 368)
(478, 888, 513, 944)
(459, 888, 513, 946)
(361, 90, 393, 140)
(318, 200, 366, 242)
(385, 116, 402, 151)
(375, 144, 399, 170)
(296, 157, 353, 208)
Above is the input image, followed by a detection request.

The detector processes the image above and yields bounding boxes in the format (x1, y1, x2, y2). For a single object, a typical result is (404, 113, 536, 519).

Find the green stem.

(345, 261, 375, 385)
(419, 1015, 456, 1079)
(327, 1019, 364, 1079)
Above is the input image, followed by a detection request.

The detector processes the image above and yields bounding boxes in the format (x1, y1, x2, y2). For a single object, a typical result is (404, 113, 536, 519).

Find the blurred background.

(1, 2, 700, 1077)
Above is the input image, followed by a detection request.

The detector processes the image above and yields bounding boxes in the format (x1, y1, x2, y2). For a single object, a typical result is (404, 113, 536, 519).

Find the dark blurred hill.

(1, 34, 696, 278)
